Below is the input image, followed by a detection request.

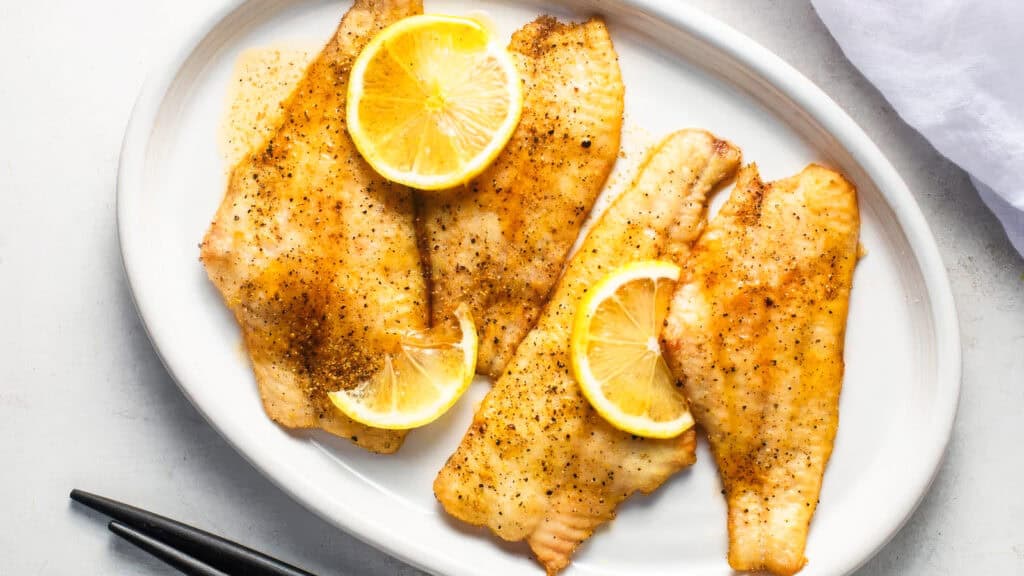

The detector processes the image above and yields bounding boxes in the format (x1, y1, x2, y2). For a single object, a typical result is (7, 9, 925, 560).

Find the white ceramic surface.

(116, 1, 961, 574)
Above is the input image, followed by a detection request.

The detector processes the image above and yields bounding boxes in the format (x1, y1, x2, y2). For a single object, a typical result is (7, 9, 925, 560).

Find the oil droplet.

(857, 242, 869, 260)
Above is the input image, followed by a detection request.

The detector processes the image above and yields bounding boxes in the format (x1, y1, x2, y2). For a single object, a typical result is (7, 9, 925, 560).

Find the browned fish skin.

(434, 130, 741, 574)
(418, 17, 624, 379)
(662, 164, 860, 575)
(200, 0, 424, 454)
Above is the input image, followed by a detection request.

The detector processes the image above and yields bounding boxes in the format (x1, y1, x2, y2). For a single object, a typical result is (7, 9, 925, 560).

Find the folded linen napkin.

(811, 0, 1024, 256)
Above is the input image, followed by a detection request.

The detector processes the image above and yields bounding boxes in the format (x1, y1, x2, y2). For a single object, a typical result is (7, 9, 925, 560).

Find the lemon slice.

(570, 261, 695, 439)
(346, 14, 523, 190)
(329, 304, 478, 429)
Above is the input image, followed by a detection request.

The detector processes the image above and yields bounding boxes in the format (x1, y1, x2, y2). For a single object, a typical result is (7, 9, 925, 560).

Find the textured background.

(0, 1, 1021, 574)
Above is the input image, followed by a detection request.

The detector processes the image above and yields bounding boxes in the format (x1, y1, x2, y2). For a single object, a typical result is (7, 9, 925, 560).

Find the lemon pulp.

(329, 304, 477, 429)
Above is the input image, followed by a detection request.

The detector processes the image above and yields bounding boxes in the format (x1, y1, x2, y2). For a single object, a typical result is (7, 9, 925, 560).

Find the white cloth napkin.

(811, 0, 1024, 256)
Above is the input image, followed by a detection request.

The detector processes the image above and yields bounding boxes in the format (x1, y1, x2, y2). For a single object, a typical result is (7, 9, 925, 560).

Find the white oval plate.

(117, 1, 961, 574)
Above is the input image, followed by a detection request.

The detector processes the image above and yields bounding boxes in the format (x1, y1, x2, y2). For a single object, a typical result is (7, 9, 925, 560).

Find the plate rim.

(117, 1, 962, 574)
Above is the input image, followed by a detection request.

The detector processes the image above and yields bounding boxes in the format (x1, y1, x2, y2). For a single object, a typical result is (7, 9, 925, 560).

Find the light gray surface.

(0, 1, 1019, 574)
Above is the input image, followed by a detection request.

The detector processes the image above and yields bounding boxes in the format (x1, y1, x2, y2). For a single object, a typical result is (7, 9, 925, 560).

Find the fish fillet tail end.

(527, 499, 615, 575)
(727, 488, 810, 576)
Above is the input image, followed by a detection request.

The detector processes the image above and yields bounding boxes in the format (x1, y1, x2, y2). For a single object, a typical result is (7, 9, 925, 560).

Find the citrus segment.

(571, 261, 694, 438)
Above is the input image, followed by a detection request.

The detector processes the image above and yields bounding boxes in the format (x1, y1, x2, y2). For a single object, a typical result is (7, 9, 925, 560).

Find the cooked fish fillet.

(418, 17, 624, 379)
(200, 0, 424, 454)
(662, 164, 860, 575)
(435, 130, 742, 574)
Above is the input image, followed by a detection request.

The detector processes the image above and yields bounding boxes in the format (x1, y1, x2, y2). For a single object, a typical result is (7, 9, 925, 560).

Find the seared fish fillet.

(435, 130, 741, 574)
(662, 164, 860, 575)
(418, 17, 624, 379)
(200, 0, 424, 454)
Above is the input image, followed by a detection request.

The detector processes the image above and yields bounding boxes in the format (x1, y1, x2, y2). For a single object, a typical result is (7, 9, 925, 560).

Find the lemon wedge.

(346, 14, 522, 190)
(329, 304, 478, 430)
(570, 261, 695, 439)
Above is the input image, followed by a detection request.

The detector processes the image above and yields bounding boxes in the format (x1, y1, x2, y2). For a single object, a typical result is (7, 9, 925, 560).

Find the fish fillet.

(200, 0, 424, 454)
(418, 17, 624, 379)
(662, 164, 860, 575)
(435, 130, 742, 574)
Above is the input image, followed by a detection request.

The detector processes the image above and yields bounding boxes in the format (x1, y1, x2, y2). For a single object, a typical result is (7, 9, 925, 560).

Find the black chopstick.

(71, 489, 317, 576)
(109, 521, 231, 576)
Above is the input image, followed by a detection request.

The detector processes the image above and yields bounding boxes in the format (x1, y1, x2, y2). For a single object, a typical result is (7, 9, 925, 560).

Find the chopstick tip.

(108, 519, 128, 535)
